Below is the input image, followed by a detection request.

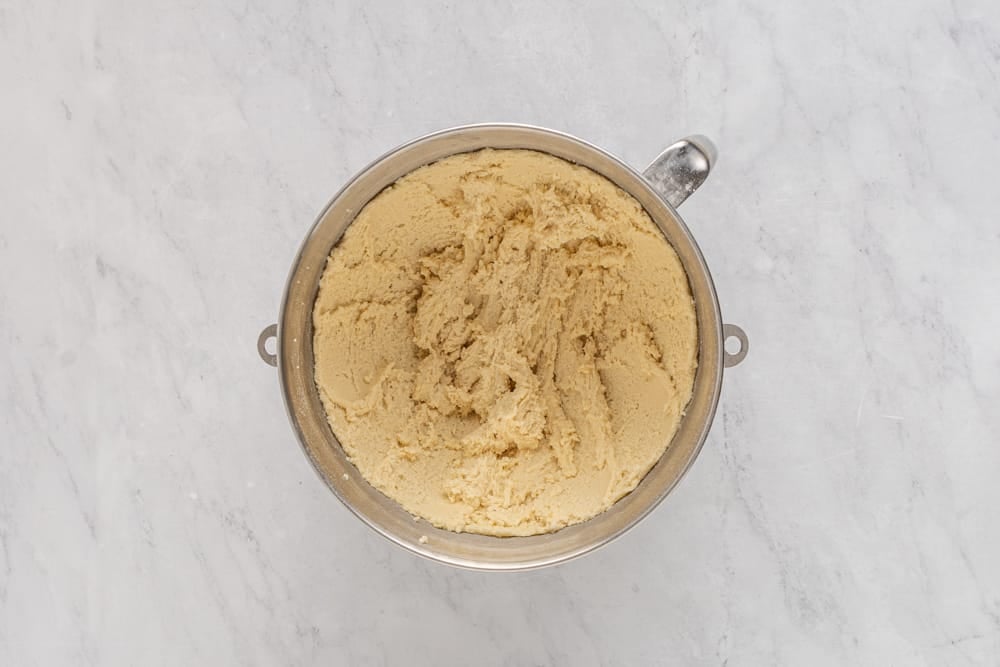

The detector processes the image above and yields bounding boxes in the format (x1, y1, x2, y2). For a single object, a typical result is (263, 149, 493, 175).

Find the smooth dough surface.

(313, 149, 697, 536)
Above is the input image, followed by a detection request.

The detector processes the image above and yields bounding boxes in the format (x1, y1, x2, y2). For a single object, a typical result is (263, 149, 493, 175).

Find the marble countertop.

(3, 0, 999, 664)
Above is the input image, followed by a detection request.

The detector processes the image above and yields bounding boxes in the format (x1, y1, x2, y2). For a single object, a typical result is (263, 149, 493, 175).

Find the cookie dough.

(313, 149, 697, 536)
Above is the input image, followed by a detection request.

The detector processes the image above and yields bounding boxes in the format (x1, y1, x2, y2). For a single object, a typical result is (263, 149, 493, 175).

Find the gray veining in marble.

(2, 0, 999, 664)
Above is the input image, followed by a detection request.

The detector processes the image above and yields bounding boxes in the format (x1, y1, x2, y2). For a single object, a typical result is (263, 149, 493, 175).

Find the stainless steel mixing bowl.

(257, 124, 748, 570)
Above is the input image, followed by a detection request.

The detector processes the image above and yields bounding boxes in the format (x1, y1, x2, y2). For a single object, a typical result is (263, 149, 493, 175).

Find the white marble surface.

(3, 0, 1000, 664)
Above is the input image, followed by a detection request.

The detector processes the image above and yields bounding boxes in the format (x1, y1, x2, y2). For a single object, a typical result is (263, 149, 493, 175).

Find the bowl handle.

(641, 135, 717, 208)
(257, 324, 278, 367)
